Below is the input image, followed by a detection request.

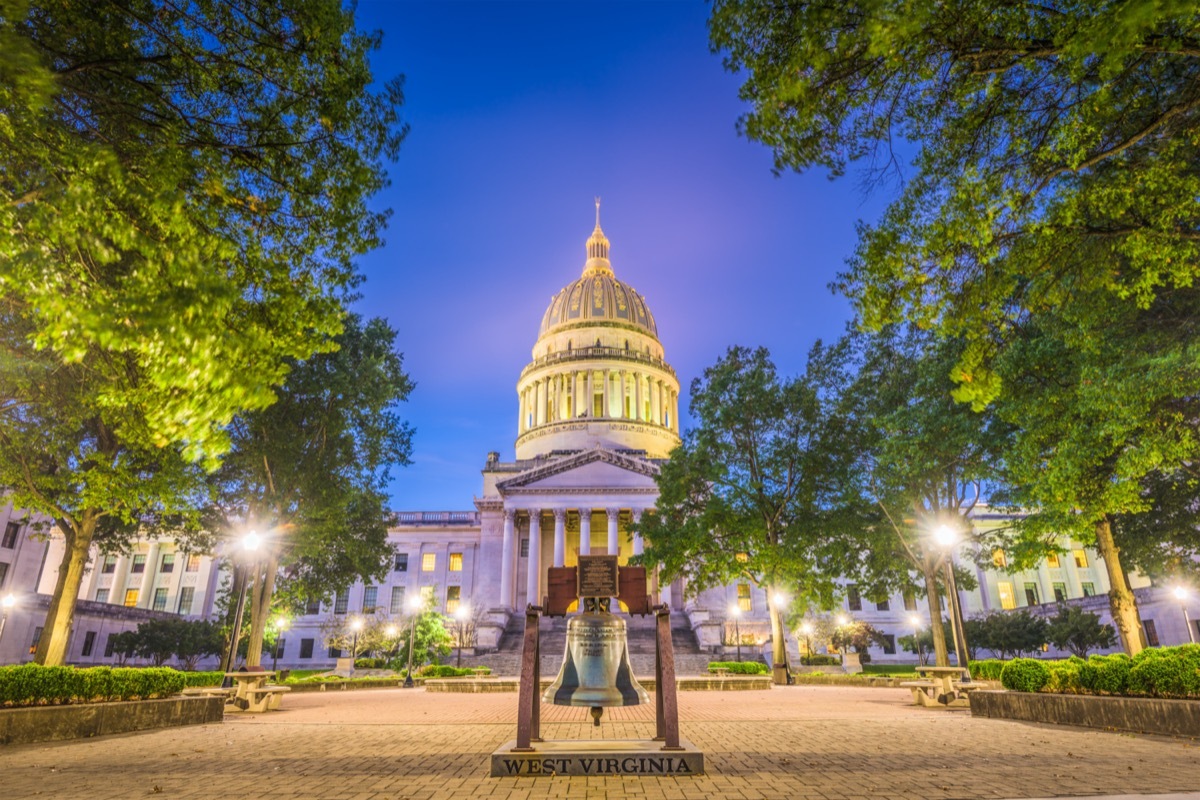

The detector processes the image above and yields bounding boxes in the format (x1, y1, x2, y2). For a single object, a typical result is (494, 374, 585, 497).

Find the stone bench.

(900, 680, 971, 708)
(182, 686, 234, 699)
(232, 685, 291, 713)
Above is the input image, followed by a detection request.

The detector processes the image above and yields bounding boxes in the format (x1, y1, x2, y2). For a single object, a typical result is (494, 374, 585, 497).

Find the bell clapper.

(590, 706, 603, 727)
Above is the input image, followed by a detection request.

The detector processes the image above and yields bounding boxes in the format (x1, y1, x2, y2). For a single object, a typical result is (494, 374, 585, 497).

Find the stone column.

(631, 509, 644, 556)
(579, 509, 591, 556)
(526, 509, 542, 605)
(500, 508, 516, 609)
(606, 507, 620, 557)
(586, 370, 593, 416)
(635, 373, 643, 421)
(553, 508, 566, 568)
(138, 543, 161, 608)
(619, 371, 627, 418)
(602, 370, 611, 417)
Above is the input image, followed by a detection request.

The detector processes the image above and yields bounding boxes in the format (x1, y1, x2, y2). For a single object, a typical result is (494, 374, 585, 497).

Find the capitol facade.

(2, 208, 1197, 669)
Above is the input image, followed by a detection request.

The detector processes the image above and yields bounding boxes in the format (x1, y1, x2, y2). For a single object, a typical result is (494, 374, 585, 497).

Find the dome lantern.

(583, 197, 612, 276)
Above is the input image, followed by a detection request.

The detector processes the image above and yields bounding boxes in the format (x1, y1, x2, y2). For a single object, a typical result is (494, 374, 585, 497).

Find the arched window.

(567, 340, 572, 351)
(624, 340, 630, 350)
(595, 338, 602, 347)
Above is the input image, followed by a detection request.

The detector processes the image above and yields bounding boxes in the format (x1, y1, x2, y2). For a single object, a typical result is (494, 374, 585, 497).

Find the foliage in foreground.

(0, 665, 186, 707)
(997, 646, 1200, 698)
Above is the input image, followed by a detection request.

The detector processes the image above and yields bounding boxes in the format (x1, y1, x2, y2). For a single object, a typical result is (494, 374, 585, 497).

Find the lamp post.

(454, 604, 470, 668)
(799, 621, 814, 661)
(1175, 586, 1195, 644)
(220, 531, 262, 687)
(404, 593, 423, 688)
(384, 624, 399, 662)
(272, 618, 289, 672)
(348, 617, 365, 662)
(909, 614, 924, 665)
(934, 524, 971, 682)
(0, 593, 16, 657)
(728, 603, 743, 662)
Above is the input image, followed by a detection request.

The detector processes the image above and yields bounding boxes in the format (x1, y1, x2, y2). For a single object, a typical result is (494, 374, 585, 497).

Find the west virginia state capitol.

(2, 207, 1193, 667)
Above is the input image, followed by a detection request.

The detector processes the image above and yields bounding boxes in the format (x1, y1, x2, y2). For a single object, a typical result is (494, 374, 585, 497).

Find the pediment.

(497, 448, 660, 493)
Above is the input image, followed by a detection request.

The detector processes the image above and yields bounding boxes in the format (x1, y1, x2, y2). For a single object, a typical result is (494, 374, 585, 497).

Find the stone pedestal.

(841, 652, 862, 674)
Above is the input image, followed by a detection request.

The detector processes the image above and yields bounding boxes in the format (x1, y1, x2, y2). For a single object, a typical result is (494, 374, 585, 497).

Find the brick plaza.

(2, 686, 1199, 799)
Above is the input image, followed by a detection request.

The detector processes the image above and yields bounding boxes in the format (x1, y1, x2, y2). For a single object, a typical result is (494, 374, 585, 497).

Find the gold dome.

(538, 203, 659, 338)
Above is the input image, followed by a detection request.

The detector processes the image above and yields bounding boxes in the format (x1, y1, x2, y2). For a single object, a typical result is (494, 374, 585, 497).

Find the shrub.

(1044, 661, 1084, 694)
(418, 665, 489, 678)
(1079, 653, 1131, 695)
(969, 659, 1006, 681)
(0, 665, 186, 707)
(707, 661, 769, 675)
(354, 658, 388, 669)
(178, 670, 223, 688)
(1126, 645, 1200, 698)
(1000, 658, 1051, 693)
(800, 655, 841, 666)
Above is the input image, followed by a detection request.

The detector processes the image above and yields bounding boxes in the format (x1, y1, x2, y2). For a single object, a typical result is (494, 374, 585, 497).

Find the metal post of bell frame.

(514, 604, 542, 751)
(653, 603, 681, 751)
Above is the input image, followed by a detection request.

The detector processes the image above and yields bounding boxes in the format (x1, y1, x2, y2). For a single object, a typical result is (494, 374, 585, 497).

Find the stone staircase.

(459, 610, 713, 677)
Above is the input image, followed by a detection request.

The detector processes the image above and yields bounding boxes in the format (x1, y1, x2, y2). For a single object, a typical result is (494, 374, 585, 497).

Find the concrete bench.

(233, 685, 291, 713)
(899, 680, 939, 704)
(901, 680, 971, 708)
(182, 686, 234, 698)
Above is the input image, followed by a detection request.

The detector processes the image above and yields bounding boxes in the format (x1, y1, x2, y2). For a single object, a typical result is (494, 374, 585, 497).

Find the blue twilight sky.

(350, 0, 895, 510)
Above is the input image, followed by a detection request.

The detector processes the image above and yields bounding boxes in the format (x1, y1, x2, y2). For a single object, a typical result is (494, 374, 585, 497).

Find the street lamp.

(272, 618, 289, 672)
(220, 531, 262, 687)
(404, 593, 423, 688)
(454, 604, 470, 668)
(934, 524, 971, 682)
(909, 614, 924, 665)
(799, 620, 814, 660)
(1174, 586, 1195, 644)
(384, 624, 399, 662)
(728, 603, 743, 662)
(0, 593, 16, 654)
(348, 616, 365, 662)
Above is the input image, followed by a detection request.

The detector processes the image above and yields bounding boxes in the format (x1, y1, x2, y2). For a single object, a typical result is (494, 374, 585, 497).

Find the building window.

(305, 597, 321, 616)
(846, 585, 862, 612)
(1073, 549, 1089, 568)
(362, 586, 378, 614)
(446, 585, 461, 614)
(0, 561, 8, 589)
(186, 553, 203, 572)
(177, 587, 195, 615)
(104, 633, 118, 658)
(94, 588, 109, 604)
(160, 553, 175, 573)
(520, 538, 529, 557)
(390, 586, 406, 614)
(1143, 619, 1160, 647)
(130, 554, 147, 574)
(102, 554, 118, 574)
(737, 583, 752, 612)
(1024, 582, 1040, 606)
(422, 553, 436, 572)
(992, 549, 1007, 568)
(902, 591, 917, 612)
(881, 634, 896, 655)
(2, 522, 19, 548)
(334, 591, 349, 615)
(1046, 552, 1061, 569)
(394, 553, 408, 572)
(421, 585, 435, 605)
(81, 631, 96, 657)
(1052, 582, 1067, 603)
(1081, 582, 1096, 597)
(876, 599, 890, 612)
(123, 589, 139, 607)
(449, 553, 463, 572)
(152, 588, 168, 611)
(29, 626, 42, 655)
(328, 646, 342, 658)
(998, 582, 1016, 610)
(300, 638, 315, 659)
(735, 552, 749, 563)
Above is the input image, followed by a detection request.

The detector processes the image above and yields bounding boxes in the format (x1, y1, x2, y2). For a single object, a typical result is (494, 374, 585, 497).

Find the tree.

(207, 314, 414, 669)
(1, 0, 406, 665)
(128, 618, 225, 669)
(830, 620, 887, 659)
(827, 327, 1001, 667)
(710, 2, 1200, 657)
(970, 611, 1049, 660)
(1046, 605, 1117, 658)
(109, 631, 137, 667)
(637, 346, 864, 684)
(393, 610, 452, 673)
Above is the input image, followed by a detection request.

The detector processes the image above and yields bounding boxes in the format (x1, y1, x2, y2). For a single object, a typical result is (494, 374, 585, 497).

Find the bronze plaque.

(577, 555, 619, 597)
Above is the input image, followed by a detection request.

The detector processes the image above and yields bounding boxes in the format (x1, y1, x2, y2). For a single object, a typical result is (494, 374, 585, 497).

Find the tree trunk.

(767, 586, 787, 685)
(922, 558, 949, 667)
(1094, 515, 1143, 656)
(35, 513, 98, 665)
(244, 551, 279, 668)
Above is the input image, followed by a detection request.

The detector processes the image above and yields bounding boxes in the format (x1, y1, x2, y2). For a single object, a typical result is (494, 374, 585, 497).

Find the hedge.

(968, 659, 1006, 681)
(708, 661, 769, 675)
(1125, 644, 1200, 698)
(1001, 658, 1051, 693)
(0, 665, 186, 708)
(990, 646, 1200, 699)
(354, 658, 389, 669)
(418, 665, 491, 678)
(179, 670, 223, 688)
(800, 655, 841, 666)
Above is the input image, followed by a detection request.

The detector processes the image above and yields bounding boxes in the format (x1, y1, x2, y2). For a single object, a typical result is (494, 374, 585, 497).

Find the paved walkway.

(2, 686, 1199, 799)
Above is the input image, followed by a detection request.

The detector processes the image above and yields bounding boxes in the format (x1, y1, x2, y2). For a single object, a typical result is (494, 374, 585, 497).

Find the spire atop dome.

(583, 198, 613, 276)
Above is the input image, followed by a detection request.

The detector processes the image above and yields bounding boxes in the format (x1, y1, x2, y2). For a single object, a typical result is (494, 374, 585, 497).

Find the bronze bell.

(543, 599, 649, 725)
